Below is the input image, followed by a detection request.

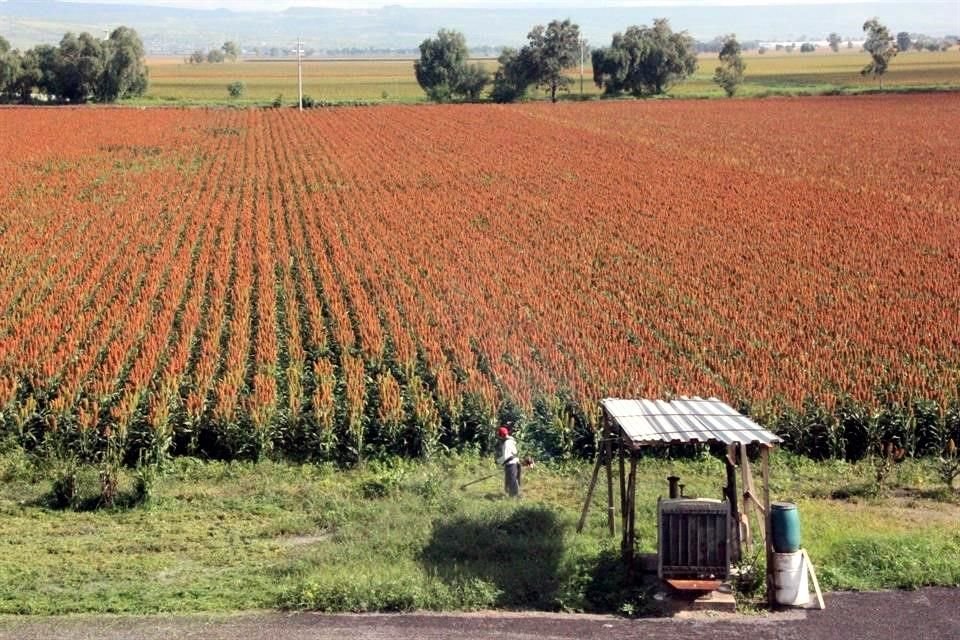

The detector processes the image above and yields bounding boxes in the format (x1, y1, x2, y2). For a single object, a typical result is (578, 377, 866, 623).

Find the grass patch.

(0, 450, 957, 615)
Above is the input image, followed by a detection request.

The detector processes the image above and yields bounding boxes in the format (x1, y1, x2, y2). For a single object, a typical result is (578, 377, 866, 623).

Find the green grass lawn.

(138, 49, 960, 105)
(0, 447, 957, 615)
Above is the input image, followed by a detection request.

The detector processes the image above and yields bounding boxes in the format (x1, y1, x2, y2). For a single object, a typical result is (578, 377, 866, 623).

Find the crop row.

(1, 96, 958, 463)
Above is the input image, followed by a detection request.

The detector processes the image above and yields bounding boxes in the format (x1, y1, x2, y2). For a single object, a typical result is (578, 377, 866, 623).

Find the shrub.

(227, 81, 245, 98)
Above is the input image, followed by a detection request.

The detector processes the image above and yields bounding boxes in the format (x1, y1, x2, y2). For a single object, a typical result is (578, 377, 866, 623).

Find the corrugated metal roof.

(600, 397, 781, 448)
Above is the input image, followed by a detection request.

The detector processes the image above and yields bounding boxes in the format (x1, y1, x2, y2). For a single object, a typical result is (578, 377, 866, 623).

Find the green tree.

(457, 63, 489, 101)
(414, 29, 489, 102)
(713, 34, 745, 97)
(188, 50, 205, 64)
(800, 42, 816, 53)
(0, 36, 19, 101)
(414, 29, 467, 102)
(828, 32, 842, 52)
(222, 41, 240, 62)
(862, 18, 898, 88)
(10, 48, 41, 103)
(592, 19, 697, 96)
(896, 32, 912, 53)
(56, 32, 103, 103)
(490, 19, 580, 103)
(491, 47, 534, 103)
(207, 49, 226, 64)
(96, 27, 148, 102)
(525, 19, 581, 102)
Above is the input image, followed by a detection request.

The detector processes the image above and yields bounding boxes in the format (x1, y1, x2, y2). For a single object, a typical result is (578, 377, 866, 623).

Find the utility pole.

(579, 37, 587, 98)
(297, 36, 303, 111)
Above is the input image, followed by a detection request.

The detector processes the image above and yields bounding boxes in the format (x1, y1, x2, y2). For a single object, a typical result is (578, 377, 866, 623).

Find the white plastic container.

(774, 550, 810, 606)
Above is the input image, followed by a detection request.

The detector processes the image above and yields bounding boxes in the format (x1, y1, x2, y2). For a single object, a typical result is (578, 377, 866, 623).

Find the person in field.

(495, 426, 521, 497)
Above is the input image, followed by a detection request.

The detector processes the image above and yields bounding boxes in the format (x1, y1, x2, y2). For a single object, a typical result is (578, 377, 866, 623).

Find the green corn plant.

(936, 439, 960, 492)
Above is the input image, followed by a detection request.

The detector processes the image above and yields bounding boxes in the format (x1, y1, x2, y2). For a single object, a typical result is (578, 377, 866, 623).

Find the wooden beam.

(605, 419, 615, 537)
(725, 444, 741, 563)
(618, 437, 626, 540)
(576, 447, 604, 534)
(625, 453, 638, 567)
(802, 549, 826, 610)
(738, 444, 753, 548)
(744, 490, 767, 514)
(762, 446, 774, 608)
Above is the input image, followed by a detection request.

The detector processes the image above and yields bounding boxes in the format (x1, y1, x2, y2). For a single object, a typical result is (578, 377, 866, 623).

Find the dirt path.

(0, 588, 956, 640)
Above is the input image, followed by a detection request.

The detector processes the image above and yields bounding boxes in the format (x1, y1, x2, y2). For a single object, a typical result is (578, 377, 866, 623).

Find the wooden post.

(725, 444, 741, 563)
(626, 453, 638, 568)
(605, 420, 615, 537)
(762, 446, 774, 607)
(739, 444, 752, 548)
(576, 448, 605, 533)
(618, 437, 627, 540)
(628, 451, 637, 569)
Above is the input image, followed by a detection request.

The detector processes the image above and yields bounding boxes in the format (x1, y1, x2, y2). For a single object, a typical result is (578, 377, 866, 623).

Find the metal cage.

(657, 499, 731, 580)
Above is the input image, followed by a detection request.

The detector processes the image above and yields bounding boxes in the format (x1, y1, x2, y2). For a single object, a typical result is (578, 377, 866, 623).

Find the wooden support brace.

(576, 447, 605, 534)
(762, 447, 774, 608)
(802, 549, 826, 610)
(605, 428, 615, 537)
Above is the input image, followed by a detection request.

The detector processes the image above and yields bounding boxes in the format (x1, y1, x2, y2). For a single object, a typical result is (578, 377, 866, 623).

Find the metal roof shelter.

(600, 397, 782, 448)
(577, 397, 782, 605)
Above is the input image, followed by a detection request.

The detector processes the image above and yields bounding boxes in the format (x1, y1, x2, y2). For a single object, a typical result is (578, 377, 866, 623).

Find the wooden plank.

(762, 447, 774, 608)
(739, 444, 754, 548)
(745, 490, 767, 514)
(802, 549, 826, 610)
(626, 454, 638, 566)
(725, 445, 741, 563)
(576, 449, 604, 534)
(619, 440, 627, 535)
(605, 420, 615, 537)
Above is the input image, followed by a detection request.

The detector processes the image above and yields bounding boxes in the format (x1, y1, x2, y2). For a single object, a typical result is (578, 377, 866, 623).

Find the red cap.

(497, 426, 509, 438)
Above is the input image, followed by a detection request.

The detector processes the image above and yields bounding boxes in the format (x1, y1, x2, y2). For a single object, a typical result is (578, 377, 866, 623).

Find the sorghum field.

(1, 94, 958, 463)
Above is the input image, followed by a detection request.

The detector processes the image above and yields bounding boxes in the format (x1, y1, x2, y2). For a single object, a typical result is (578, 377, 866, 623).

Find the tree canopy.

(491, 19, 581, 103)
(414, 29, 489, 102)
(591, 19, 698, 96)
(0, 26, 147, 104)
(222, 41, 240, 62)
(896, 32, 912, 53)
(0, 36, 20, 100)
(97, 27, 149, 102)
(524, 19, 581, 102)
(862, 18, 898, 88)
(828, 32, 842, 52)
(713, 34, 745, 97)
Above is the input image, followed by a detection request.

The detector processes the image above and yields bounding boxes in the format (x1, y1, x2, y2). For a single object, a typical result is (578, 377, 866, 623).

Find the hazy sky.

(58, 0, 904, 10)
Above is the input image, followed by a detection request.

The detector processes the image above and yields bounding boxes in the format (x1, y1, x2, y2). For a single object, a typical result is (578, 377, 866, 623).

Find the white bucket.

(774, 550, 810, 606)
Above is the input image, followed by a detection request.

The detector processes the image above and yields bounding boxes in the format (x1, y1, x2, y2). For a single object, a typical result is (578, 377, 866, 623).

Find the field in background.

(141, 49, 960, 104)
(1, 95, 958, 464)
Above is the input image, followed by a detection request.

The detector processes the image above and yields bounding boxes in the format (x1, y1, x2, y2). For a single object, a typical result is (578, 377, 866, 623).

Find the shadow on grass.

(420, 504, 565, 608)
(30, 469, 152, 512)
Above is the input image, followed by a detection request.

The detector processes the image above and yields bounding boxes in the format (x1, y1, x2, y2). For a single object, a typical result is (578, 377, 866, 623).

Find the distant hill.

(1, 0, 957, 54)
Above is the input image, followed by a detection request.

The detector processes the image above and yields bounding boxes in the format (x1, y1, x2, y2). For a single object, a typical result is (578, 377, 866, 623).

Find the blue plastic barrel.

(771, 502, 801, 553)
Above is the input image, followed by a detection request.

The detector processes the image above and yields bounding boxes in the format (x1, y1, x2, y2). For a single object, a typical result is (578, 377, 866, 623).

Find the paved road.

(0, 588, 956, 640)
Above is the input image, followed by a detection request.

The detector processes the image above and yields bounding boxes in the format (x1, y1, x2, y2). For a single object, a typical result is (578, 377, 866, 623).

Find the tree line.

(415, 16, 921, 102)
(0, 27, 148, 104)
(186, 41, 240, 64)
(416, 18, 706, 103)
